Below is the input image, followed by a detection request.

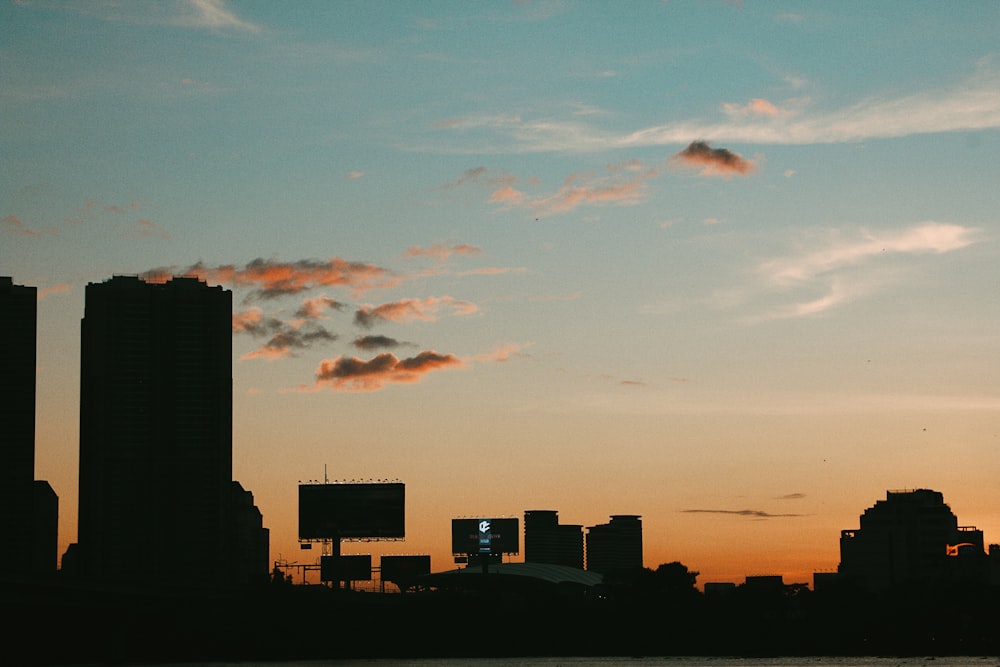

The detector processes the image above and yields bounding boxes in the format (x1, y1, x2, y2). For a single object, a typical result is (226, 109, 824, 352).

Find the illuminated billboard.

(298, 482, 405, 540)
(320, 554, 372, 582)
(451, 517, 519, 555)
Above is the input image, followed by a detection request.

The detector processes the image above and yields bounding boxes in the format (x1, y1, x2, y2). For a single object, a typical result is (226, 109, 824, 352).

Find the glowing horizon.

(3, 1, 998, 587)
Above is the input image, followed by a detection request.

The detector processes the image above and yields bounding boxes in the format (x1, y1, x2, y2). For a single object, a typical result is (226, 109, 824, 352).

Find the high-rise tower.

(0, 277, 58, 576)
(524, 510, 584, 569)
(585, 514, 643, 574)
(76, 275, 236, 585)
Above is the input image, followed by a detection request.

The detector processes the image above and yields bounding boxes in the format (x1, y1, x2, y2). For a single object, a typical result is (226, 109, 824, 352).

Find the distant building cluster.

(524, 510, 643, 574)
(2, 275, 268, 587)
(3, 275, 1000, 594)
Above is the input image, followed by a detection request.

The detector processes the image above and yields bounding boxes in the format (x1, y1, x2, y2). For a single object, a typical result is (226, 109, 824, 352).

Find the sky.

(2, 0, 999, 587)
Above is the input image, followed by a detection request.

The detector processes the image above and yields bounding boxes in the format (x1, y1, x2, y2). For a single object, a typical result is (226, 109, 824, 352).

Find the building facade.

(0, 277, 58, 577)
(76, 275, 264, 586)
(585, 514, 643, 574)
(524, 510, 584, 569)
(838, 488, 987, 591)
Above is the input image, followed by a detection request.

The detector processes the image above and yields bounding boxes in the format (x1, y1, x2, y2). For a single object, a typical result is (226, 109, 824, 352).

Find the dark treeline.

(6, 563, 1000, 665)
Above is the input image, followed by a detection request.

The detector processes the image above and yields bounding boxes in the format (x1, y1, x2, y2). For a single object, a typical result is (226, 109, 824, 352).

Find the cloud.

(761, 222, 980, 287)
(346, 171, 365, 179)
(429, 70, 1000, 153)
(403, 243, 482, 262)
(313, 350, 463, 392)
(751, 222, 982, 320)
(294, 296, 344, 319)
(143, 257, 399, 299)
(353, 335, 406, 350)
(354, 296, 478, 328)
(38, 284, 71, 299)
(442, 167, 488, 188)
(2, 214, 56, 237)
(456, 266, 527, 277)
(50, 0, 261, 33)
(233, 307, 337, 360)
(241, 326, 337, 361)
(120, 219, 170, 240)
(474, 342, 531, 363)
(722, 98, 788, 118)
(671, 141, 757, 177)
(232, 308, 282, 336)
(682, 509, 805, 518)
(179, 0, 262, 32)
(474, 162, 662, 217)
(776, 493, 806, 500)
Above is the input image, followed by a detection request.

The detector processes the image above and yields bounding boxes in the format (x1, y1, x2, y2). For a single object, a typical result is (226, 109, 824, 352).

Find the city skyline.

(2, 1, 999, 586)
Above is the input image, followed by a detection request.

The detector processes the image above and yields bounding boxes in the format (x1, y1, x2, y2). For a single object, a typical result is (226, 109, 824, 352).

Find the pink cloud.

(2, 214, 56, 237)
(143, 257, 400, 299)
(403, 243, 482, 262)
(490, 186, 527, 205)
(354, 296, 478, 327)
(38, 284, 71, 299)
(722, 98, 787, 117)
(475, 342, 531, 363)
(232, 308, 264, 332)
(295, 296, 343, 319)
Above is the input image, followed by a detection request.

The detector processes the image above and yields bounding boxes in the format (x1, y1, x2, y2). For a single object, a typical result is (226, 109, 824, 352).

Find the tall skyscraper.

(76, 275, 245, 585)
(839, 488, 987, 590)
(524, 510, 584, 569)
(1, 277, 51, 576)
(585, 514, 643, 574)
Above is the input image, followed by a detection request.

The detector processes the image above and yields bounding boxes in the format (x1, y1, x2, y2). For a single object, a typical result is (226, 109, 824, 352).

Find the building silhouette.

(524, 510, 584, 569)
(585, 514, 643, 574)
(838, 488, 988, 591)
(0, 277, 58, 577)
(74, 275, 266, 586)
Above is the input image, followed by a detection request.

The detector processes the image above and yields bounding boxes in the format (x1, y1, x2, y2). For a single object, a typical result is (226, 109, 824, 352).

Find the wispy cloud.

(119, 219, 170, 240)
(403, 243, 482, 262)
(42, 0, 262, 33)
(232, 307, 338, 360)
(721, 97, 791, 118)
(762, 222, 980, 286)
(2, 214, 57, 237)
(431, 70, 1000, 153)
(312, 350, 463, 392)
(682, 509, 806, 518)
(354, 296, 478, 328)
(38, 284, 71, 299)
(143, 257, 400, 299)
(294, 296, 344, 319)
(474, 342, 532, 363)
(751, 222, 982, 320)
(461, 162, 662, 217)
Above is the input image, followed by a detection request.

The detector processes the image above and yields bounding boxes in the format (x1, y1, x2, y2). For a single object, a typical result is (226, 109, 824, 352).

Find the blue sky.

(3, 0, 999, 584)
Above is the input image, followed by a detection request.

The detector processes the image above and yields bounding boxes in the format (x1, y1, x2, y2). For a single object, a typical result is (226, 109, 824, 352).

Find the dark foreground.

(6, 576, 999, 665)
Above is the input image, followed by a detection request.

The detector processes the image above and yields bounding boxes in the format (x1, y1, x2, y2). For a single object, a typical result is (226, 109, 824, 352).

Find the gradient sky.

(3, 0, 999, 586)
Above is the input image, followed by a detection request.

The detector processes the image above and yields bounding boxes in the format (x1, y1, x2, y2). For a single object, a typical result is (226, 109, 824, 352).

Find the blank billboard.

(451, 517, 520, 555)
(299, 483, 405, 539)
(380, 555, 431, 584)
(320, 554, 372, 582)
